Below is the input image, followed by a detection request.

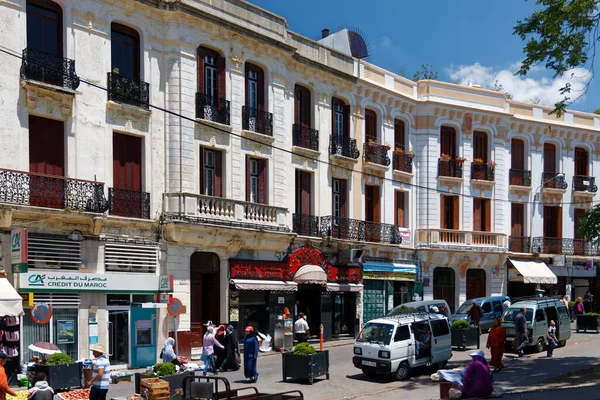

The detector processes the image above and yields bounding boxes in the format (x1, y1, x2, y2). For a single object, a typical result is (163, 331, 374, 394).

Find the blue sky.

(249, 0, 599, 113)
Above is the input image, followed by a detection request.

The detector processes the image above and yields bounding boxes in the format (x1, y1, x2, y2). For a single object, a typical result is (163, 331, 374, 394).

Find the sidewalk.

(498, 385, 600, 399)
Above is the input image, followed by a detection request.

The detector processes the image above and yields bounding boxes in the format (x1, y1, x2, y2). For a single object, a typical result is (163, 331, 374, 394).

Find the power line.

(1, 45, 598, 208)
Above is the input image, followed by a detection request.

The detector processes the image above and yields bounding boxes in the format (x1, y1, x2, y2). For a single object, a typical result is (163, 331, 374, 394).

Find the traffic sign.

(167, 297, 183, 317)
(31, 303, 52, 325)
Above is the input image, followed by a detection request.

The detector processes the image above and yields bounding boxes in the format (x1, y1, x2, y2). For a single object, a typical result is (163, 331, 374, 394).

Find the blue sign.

(31, 303, 52, 325)
(167, 298, 183, 317)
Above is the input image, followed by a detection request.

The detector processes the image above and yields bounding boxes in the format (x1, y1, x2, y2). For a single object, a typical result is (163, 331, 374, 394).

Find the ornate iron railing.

(509, 169, 532, 186)
(292, 125, 319, 151)
(319, 216, 402, 244)
(107, 72, 150, 109)
(109, 188, 150, 219)
(392, 153, 413, 173)
(471, 164, 495, 181)
(542, 172, 568, 190)
(292, 214, 320, 237)
(438, 159, 463, 178)
(363, 143, 391, 166)
(0, 169, 107, 212)
(509, 236, 531, 253)
(242, 106, 273, 136)
(329, 136, 360, 159)
(20, 48, 80, 90)
(531, 237, 574, 254)
(573, 239, 600, 256)
(195, 93, 230, 125)
(573, 176, 598, 193)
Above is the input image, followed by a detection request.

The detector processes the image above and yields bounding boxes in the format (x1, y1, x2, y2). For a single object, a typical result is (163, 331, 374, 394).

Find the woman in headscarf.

(486, 317, 506, 373)
(243, 326, 259, 383)
(160, 338, 182, 369)
(202, 326, 224, 376)
(214, 325, 227, 370)
(220, 325, 240, 372)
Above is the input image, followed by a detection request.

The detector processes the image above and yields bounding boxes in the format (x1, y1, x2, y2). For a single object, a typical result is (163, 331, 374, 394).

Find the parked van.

(388, 300, 452, 322)
(501, 297, 571, 353)
(453, 296, 510, 331)
(352, 313, 452, 380)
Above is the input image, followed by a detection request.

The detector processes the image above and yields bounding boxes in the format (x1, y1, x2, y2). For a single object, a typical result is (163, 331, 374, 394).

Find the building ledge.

(291, 145, 320, 159)
(241, 129, 275, 145)
(196, 118, 233, 133)
(471, 179, 495, 193)
(363, 161, 389, 173)
(22, 80, 78, 117)
(329, 154, 359, 166)
(392, 170, 414, 185)
(438, 176, 464, 190)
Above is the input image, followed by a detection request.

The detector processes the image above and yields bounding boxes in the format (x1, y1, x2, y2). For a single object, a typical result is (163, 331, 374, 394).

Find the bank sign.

(19, 271, 172, 293)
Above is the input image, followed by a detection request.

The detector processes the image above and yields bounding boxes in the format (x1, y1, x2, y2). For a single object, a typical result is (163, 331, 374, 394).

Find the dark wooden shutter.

(575, 147, 588, 176)
(556, 206, 563, 238)
(294, 86, 301, 126)
(452, 196, 460, 230)
(394, 120, 405, 150)
(29, 115, 64, 176)
(574, 208, 586, 239)
(257, 66, 265, 111)
(199, 147, 205, 195)
(483, 199, 491, 232)
(473, 198, 482, 231)
(543, 143, 556, 173)
(395, 191, 405, 227)
(331, 98, 338, 136)
(511, 203, 524, 236)
(27, 1, 63, 57)
(214, 150, 222, 197)
(244, 65, 250, 107)
(340, 180, 348, 218)
(245, 156, 251, 202)
(365, 109, 377, 141)
(440, 195, 447, 229)
(473, 131, 488, 162)
(373, 186, 380, 223)
(217, 54, 226, 100)
(113, 133, 141, 191)
(511, 139, 525, 170)
(441, 127, 456, 158)
(301, 87, 311, 128)
(295, 170, 311, 215)
(197, 46, 206, 93)
(343, 104, 351, 138)
(258, 159, 267, 204)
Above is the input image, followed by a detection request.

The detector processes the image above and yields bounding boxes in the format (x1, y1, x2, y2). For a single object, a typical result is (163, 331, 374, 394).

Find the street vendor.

(87, 344, 110, 400)
(0, 352, 16, 400)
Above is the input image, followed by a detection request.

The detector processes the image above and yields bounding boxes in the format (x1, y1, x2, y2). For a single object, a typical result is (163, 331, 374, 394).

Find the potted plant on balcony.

(440, 153, 452, 161)
(394, 147, 405, 154)
(487, 160, 497, 168)
(382, 144, 391, 151)
(472, 158, 484, 165)
(282, 342, 330, 385)
(406, 150, 416, 158)
(36, 353, 82, 390)
(454, 156, 466, 163)
(576, 312, 600, 333)
(450, 320, 479, 350)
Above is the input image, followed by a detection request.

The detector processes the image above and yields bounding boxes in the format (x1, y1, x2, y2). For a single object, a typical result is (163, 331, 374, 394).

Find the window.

(365, 185, 380, 223)
(511, 203, 525, 237)
(113, 133, 142, 191)
(481, 302, 492, 313)
(394, 325, 411, 342)
(111, 23, 140, 80)
(246, 157, 267, 204)
(511, 139, 525, 170)
(473, 131, 488, 162)
(245, 63, 264, 110)
(473, 198, 491, 232)
(29, 115, 64, 176)
(394, 119, 405, 150)
(200, 147, 222, 197)
(575, 147, 589, 176)
(197, 46, 225, 100)
(543, 143, 557, 173)
(535, 309, 546, 322)
(395, 191, 406, 227)
(332, 97, 349, 137)
(294, 85, 311, 127)
(295, 170, 312, 215)
(365, 109, 377, 142)
(27, 0, 63, 56)
(332, 179, 347, 218)
(543, 206, 562, 238)
(574, 208, 586, 240)
(440, 126, 456, 158)
(440, 195, 459, 230)
(430, 319, 450, 337)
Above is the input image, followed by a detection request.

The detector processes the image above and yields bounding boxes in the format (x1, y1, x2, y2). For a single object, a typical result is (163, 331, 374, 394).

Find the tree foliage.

(579, 204, 600, 244)
(413, 64, 439, 81)
(514, 0, 599, 115)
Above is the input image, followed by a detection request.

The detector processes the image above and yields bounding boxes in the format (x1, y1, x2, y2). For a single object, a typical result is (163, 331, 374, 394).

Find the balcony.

(195, 93, 230, 126)
(542, 172, 568, 190)
(162, 193, 288, 232)
(292, 125, 319, 155)
(107, 72, 150, 109)
(438, 159, 463, 178)
(471, 163, 495, 181)
(573, 176, 598, 193)
(509, 236, 531, 253)
(292, 214, 320, 237)
(0, 169, 107, 212)
(20, 48, 80, 91)
(509, 169, 532, 187)
(531, 237, 574, 254)
(329, 136, 360, 165)
(319, 216, 402, 245)
(393, 153, 413, 174)
(109, 188, 151, 219)
(242, 106, 273, 136)
(573, 239, 600, 256)
(416, 228, 507, 249)
(363, 143, 391, 167)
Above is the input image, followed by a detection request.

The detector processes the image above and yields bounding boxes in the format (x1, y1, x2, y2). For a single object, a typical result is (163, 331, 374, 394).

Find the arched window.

(440, 126, 456, 158)
(365, 109, 377, 142)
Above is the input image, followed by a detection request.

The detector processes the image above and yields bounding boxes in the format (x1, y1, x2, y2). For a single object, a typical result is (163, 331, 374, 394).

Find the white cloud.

(446, 62, 592, 106)
(379, 36, 394, 49)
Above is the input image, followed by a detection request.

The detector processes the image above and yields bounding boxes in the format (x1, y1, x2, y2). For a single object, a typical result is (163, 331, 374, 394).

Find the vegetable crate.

(140, 378, 170, 400)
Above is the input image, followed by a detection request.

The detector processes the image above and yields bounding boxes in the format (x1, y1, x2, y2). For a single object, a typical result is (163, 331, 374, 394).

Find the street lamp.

(528, 172, 565, 254)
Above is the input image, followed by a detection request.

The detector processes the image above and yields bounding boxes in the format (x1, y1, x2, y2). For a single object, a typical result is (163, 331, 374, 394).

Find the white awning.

(508, 259, 557, 284)
(293, 265, 327, 285)
(0, 278, 24, 316)
(230, 279, 298, 291)
(326, 283, 364, 292)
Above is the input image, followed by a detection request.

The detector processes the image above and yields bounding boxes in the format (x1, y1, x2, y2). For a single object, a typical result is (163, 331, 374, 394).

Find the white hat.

(469, 349, 484, 358)
(203, 320, 214, 327)
(91, 344, 105, 354)
(431, 306, 439, 313)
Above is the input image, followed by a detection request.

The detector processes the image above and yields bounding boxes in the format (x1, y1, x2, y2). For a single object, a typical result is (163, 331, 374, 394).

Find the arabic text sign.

(20, 271, 163, 293)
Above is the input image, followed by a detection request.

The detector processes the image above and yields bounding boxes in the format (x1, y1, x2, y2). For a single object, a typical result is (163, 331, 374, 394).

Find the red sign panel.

(230, 260, 290, 280)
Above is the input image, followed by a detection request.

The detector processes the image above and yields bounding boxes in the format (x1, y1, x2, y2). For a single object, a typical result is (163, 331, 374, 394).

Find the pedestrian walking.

(214, 325, 227, 370)
(486, 317, 505, 372)
(202, 325, 224, 376)
(87, 344, 110, 400)
(220, 325, 240, 372)
(574, 297, 585, 317)
(294, 312, 310, 343)
(0, 352, 16, 400)
(514, 306, 528, 357)
(27, 372, 54, 400)
(468, 302, 483, 333)
(583, 290, 593, 313)
(546, 320, 558, 357)
(243, 326, 259, 383)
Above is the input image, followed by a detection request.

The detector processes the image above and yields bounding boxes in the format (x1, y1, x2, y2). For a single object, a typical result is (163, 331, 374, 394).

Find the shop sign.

(328, 265, 361, 283)
(19, 271, 165, 293)
(363, 271, 416, 281)
(508, 267, 524, 282)
(11, 228, 28, 273)
(159, 275, 173, 292)
(56, 320, 75, 344)
(397, 228, 411, 247)
(230, 260, 290, 280)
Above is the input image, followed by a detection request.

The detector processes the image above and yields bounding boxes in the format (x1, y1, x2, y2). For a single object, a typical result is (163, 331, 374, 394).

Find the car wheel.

(395, 362, 411, 381)
(535, 337, 545, 353)
(362, 369, 376, 378)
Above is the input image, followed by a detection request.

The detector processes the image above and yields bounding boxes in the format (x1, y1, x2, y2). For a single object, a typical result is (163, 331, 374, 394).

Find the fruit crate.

(140, 378, 169, 400)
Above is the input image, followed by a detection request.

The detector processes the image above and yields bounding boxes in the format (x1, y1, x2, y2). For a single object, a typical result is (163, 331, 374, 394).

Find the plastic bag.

(200, 348, 207, 362)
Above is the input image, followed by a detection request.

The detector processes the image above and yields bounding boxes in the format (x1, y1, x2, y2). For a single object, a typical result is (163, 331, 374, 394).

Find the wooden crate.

(140, 387, 170, 400)
(140, 378, 169, 390)
(140, 378, 170, 400)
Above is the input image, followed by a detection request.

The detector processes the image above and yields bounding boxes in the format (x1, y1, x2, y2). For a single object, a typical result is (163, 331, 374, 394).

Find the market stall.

(0, 277, 24, 385)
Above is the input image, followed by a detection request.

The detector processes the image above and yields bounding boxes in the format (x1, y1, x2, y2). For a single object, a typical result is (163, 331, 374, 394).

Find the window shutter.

(575, 147, 588, 176)
(130, 135, 142, 192)
(440, 195, 447, 229)
(244, 64, 250, 107)
(365, 110, 377, 141)
(441, 127, 456, 158)
(574, 208, 586, 239)
(258, 159, 267, 204)
(474, 131, 487, 162)
(301, 87, 311, 128)
(543, 143, 556, 173)
(217, 54, 226, 100)
(214, 150, 222, 197)
(473, 198, 482, 231)
(343, 104, 351, 138)
(340, 180, 348, 218)
(373, 186, 381, 223)
(294, 86, 301, 126)
(511, 139, 524, 170)
(245, 156, 251, 202)
(557, 206, 563, 238)
(257, 66, 265, 111)
(394, 120, 405, 150)
(396, 191, 405, 227)
(484, 200, 491, 232)
(29, 116, 64, 177)
(452, 196, 460, 230)
(302, 171, 311, 215)
(295, 170, 302, 213)
(197, 47, 206, 93)
(199, 147, 205, 195)
(511, 203, 524, 236)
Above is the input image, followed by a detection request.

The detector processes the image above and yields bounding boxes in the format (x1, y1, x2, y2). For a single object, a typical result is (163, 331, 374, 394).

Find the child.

(28, 372, 54, 400)
(546, 320, 558, 357)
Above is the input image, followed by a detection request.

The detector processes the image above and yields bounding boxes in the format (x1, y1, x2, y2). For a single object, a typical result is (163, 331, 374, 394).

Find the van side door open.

(430, 319, 452, 362)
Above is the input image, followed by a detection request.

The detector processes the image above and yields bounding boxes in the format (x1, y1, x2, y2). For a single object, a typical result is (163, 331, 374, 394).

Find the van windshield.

(356, 322, 394, 345)
(501, 307, 533, 323)
(456, 301, 474, 314)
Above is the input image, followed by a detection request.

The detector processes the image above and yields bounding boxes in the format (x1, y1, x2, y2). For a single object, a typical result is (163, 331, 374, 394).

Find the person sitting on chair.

(415, 325, 431, 359)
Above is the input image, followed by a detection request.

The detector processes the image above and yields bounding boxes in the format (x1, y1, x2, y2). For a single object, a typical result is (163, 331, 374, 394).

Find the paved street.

(106, 325, 600, 400)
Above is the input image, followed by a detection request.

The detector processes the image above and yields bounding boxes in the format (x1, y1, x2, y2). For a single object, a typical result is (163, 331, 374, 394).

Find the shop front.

(506, 259, 558, 298)
(229, 247, 362, 344)
(549, 258, 596, 301)
(0, 276, 24, 385)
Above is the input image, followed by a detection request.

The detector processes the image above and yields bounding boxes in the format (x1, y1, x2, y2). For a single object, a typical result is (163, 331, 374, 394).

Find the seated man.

(415, 325, 431, 359)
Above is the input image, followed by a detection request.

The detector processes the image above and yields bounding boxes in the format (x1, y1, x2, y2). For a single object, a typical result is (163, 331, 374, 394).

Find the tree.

(594, 108, 600, 115)
(413, 64, 439, 81)
(580, 204, 600, 245)
(514, 0, 598, 116)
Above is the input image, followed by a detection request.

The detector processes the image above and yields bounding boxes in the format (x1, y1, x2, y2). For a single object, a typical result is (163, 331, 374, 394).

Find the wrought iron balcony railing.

(0, 169, 107, 212)
(292, 125, 319, 151)
(363, 143, 391, 166)
(509, 169, 532, 187)
(542, 172, 568, 190)
(471, 164, 495, 181)
(242, 106, 273, 136)
(292, 214, 321, 237)
(20, 48, 80, 90)
(195, 93, 230, 125)
(392, 153, 414, 173)
(329, 136, 360, 159)
(438, 159, 463, 178)
(531, 237, 574, 254)
(509, 236, 531, 253)
(319, 216, 402, 244)
(573, 176, 598, 193)
(109, 188, 150, 219)
(107, 72, 150, 109)
(573, 239, 600, 256)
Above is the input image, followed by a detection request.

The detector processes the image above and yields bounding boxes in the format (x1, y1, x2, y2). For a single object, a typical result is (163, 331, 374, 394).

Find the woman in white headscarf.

(161, 338, 182, 368)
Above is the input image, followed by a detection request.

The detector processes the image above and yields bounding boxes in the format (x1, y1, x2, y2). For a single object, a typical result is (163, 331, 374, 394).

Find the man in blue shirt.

(415, 325, 431, 359)
(87, 344, 110, 400)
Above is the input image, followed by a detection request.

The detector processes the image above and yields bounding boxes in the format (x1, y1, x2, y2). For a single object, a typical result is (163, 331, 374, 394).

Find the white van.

(352, 313, 452, 380)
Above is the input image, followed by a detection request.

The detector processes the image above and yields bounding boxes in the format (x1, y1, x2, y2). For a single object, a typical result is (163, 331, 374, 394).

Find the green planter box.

(576, 314, 600, 333)
(35, 363, 82, 391)
(282, 350, 330, 385)
(451, 327, 480, 350)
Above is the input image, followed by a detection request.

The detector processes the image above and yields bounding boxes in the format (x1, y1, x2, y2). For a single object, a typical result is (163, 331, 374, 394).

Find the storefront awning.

(0, 278, 24, 316)
(293, 265, 327, 285)
(362, 262, 418, 281)
(326, 283, 364, 292)
(508, 259, 557, 284)
(230, 279, 298, 291)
